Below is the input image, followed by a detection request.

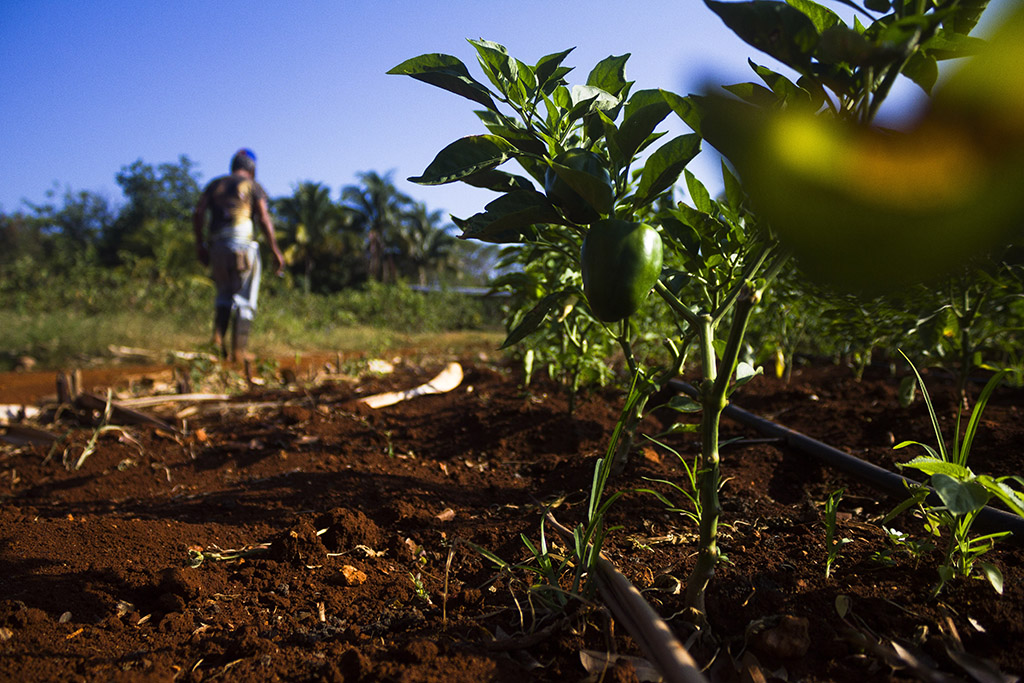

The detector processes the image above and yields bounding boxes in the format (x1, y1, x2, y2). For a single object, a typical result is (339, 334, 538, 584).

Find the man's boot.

(231, 317, 252, 363)
(213, 306, 232, 359)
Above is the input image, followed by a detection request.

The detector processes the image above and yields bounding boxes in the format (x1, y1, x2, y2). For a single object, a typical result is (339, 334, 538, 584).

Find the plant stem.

(685, 286, 761, 615)
(684, 315, 721, 614)
(655, 280, 703, 329)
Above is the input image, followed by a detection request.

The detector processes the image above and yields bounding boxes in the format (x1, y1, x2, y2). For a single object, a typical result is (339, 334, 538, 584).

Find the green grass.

(0, 278, 506, 371)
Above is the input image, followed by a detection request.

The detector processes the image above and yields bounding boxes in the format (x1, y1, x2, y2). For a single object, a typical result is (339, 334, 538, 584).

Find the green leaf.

(902, 353, 948, 462)
(732, 361, 763, 388)
(635, 134, 702, 206)
(898, 374, 917, 407)
(616, 90, 672, 164)
(451, 212, 525, 244)
(898, 455, 970, 479)
(535, 48, 575, 92)
(547, 157, 615, 216)
(685, 170, 713, 214)
(977, 476, 1024, 517)
(488, 271, 532, 292)
(959, 370, 1006, 467)
(932, 473, 989, 516)
(452, 190, 560, 243)
(569, 85, 620, 120)
(785, 0, 842, 33)
(459, 168, 536, 193)
(667, 395, 703, 413)
(946, 0, 990, 36)
(660, 218, 701, 257)
(921, 29, 987, 61)
(587, 54, 632, 97)
(474, 110, 548, 157)
(722, 81, 779, 107)
(661, 90, 702, 135)
(470, 39, 536, 106)
(796, 74, 829, 109)
(883, 485, 930, 524)
(750, 60, 812, 105)
(902, 51, 939, 95)
(705, 0, 821, 72)
(470, 40, 516, 83)
(409, 135, 516, 185)
(600, 111, 625, 167)
(501, 289, 572, 348)
(661, 422, 701, 435)
(978, 561, 1004, 594)
(722, 160, 745, 211)
(388, 53, 498, 111)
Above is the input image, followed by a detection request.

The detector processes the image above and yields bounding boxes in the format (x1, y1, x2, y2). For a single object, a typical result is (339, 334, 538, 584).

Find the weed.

(823, 489, 852, 579)
(885, 352, 1024, 595)
(409, 573, 432, 604)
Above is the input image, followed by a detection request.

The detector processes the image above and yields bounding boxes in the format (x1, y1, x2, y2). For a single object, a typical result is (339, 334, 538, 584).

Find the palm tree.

(275, 182, 343, 293)
(342, 171, 413, 283)
(395, 202, 459, 286)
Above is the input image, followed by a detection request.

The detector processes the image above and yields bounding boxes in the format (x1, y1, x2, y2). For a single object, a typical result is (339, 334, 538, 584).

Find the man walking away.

(193, 148, 285, 362)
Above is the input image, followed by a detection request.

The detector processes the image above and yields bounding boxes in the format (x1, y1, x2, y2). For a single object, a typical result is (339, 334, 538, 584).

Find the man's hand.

(272, 248, 285, 276)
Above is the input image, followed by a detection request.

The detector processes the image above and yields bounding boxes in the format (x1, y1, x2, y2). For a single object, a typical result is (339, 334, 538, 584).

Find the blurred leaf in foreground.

(702, 6, 1024, 293)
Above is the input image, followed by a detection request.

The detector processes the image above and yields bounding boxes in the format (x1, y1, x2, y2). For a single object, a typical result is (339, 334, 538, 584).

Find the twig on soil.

(0, 423, 58, 446)
(110, 393, 231, 408)
(544, 512, 709, 683)
(188, 543, 271, 567)
(358, 362, 464, 409)
(74, 392, 177, 433)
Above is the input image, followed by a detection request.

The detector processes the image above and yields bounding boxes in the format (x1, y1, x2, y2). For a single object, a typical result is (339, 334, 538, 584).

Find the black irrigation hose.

(667, 380, 1024, 543)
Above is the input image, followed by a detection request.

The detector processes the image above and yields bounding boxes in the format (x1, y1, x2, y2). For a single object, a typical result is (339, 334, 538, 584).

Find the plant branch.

(655, 279, 704, 330)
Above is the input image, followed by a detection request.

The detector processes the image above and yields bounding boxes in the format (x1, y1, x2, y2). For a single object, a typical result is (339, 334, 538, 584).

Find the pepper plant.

(389, 0, 997, 621)
(390, 38, 793, 622)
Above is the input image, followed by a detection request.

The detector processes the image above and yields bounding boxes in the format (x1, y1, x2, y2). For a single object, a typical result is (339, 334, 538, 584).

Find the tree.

(393, 202, 459, 286)
(0, 211, 46, 266)
(342, 171, 412, 283)
(25, 186, 114, 265)
(101, 156, 202, 269)
(275, 181, 364, 292)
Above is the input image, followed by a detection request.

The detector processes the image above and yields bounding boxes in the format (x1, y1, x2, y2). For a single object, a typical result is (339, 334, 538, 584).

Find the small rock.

(317, 507, 384, 551)
(270, 518, 328, 566)
(750, 615, 811, 659)
(334, 565, 368, 587)
(159, 567, 203, 602)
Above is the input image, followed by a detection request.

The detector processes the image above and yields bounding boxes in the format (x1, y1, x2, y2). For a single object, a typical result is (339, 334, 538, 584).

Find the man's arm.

(256, 196, 286, 276)
(193, 193, 209, 266)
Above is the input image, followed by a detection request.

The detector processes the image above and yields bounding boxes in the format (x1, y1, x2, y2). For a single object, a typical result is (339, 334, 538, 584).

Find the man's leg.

(213, 305, 231, 358)
(230, 315, 252, 363)
(229, 244, 260, 363)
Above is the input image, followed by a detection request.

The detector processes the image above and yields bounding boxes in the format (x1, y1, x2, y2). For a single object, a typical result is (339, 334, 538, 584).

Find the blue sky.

(0, 1, 1011, 222)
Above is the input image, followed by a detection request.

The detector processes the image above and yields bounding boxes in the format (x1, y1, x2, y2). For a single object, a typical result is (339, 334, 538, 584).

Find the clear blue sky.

(0, 1, 1011, 222)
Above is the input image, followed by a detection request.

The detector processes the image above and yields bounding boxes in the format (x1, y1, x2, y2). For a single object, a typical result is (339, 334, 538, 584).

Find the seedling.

(886, 352, 1024, 594)
(823, 488, 852, 579)
(409, 573, 432, 605)
(639, 436, 703, 527)
(873, 527, 935, 569)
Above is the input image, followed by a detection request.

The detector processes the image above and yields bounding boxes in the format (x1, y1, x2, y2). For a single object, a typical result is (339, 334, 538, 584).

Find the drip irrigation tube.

(667, 380, 1024, 542)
